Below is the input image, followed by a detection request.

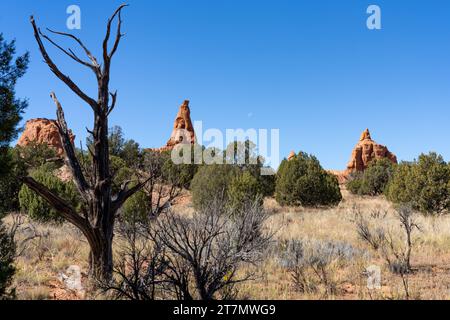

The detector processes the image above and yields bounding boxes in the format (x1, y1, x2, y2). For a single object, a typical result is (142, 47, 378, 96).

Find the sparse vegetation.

(353, 205, 420, 299)
(278, 238, 364, 297)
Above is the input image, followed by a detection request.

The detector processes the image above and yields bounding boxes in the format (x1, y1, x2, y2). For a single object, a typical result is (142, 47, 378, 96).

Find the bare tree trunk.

(23, 4, 147, 281)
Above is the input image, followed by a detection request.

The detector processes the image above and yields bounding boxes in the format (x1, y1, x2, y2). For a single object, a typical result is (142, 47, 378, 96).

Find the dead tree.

(23, 4, 145, 280)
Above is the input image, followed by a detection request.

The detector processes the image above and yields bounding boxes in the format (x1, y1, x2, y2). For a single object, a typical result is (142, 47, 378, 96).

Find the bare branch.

(51, 92, 92, 199)
(46, 28, 100, 69)
(107, 91, 118, 116)
(103, 4, 128, 64)
(112, 178, 151, 213)
(30, 16, 99, 112)
(38, 29, 94, 70)
(22, 177, 86, 229)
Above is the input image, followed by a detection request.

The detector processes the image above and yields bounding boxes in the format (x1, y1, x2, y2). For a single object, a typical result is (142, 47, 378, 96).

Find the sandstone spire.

(146, 100, 196, 153)
(166, 100, 195, 148)
(288, 151, 296, 161)
(359, 128, 372, 141)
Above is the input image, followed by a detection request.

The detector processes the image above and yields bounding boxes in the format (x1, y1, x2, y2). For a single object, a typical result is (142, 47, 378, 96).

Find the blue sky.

(1, 0, 449, 170)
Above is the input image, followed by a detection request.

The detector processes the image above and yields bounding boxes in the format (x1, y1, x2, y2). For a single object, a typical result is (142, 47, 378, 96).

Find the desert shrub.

(162, 157, 198, 190)
(0, 224, 15, 300)
(18, 166, 81, 223)
(353, 205, 418, 274)
(257, 172, 276, 197)
(191, 163, 267, 211)
(190, 164, 239, 210)
(275, 152, 342, 207)
(102, 199, 271, 300)
(346, 159, 395, 196)
(140, 148, 198, 190)
(385, 153, 450, 215)
(353, 205, 419, 299)
(225, 141, 276, 197)
(14, 142, 60, 172)
(227, 171, 263, 212)
(190, 141, 276, 209)
(121, 190, 151, 224)
(346, 173, 363, 195)
(278, 239, 363, 296)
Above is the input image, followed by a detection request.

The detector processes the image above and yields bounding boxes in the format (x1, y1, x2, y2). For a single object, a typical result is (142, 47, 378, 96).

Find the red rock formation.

(327, 129, 397, 184)
(346, 129, 397, 173)
(147, 100, 195, 153)
(17, 118, 75, 157)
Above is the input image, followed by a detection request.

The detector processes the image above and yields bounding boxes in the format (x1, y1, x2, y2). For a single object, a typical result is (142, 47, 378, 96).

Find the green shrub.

(275, 152, 342, 207)
(110, 155, 134, 194)
(0, 148, 27, 216)
(224, 141, 276, 197)
(163, 157, 198, 190)
(227, 171, 263, 212)
(346, 159, 395, 196)
(346, 173, 363, 195)
(0, 223, 15, 300)
(122, 190, 151, 224)
(385, 153, 450, 215)
(14, 142, 60, 172)
(190, 164, 239, 210)
(18, 166, 81, 223)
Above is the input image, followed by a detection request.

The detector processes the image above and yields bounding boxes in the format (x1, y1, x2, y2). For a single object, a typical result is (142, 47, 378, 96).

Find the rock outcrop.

(147, 100, 195, 153)
(17, 118, 75, 157)
(346, 129, 397, 173)
(287, 151, 296, 161)
(327, 129, 397, 184)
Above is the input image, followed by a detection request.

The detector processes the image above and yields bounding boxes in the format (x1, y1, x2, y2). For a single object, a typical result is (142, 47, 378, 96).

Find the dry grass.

(3, 188, 450, 300)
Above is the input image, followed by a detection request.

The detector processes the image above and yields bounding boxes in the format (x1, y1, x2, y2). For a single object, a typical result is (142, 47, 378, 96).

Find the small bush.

(346, 173, 363, 195)
(278, 239, 363, 295)
(190, 164, 239, 210)
(19, 166, 81, 223)
(385, 153, 450, 215)
(163, 157, 198, 190)
(275, 152, 342, 207)
(227, 171, 263, 212)
(346, 159, 395, 196)
(122, 190, 151, 224)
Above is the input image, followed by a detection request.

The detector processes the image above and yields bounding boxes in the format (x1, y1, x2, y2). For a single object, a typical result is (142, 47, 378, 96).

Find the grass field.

(4, 188, 450, 300)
